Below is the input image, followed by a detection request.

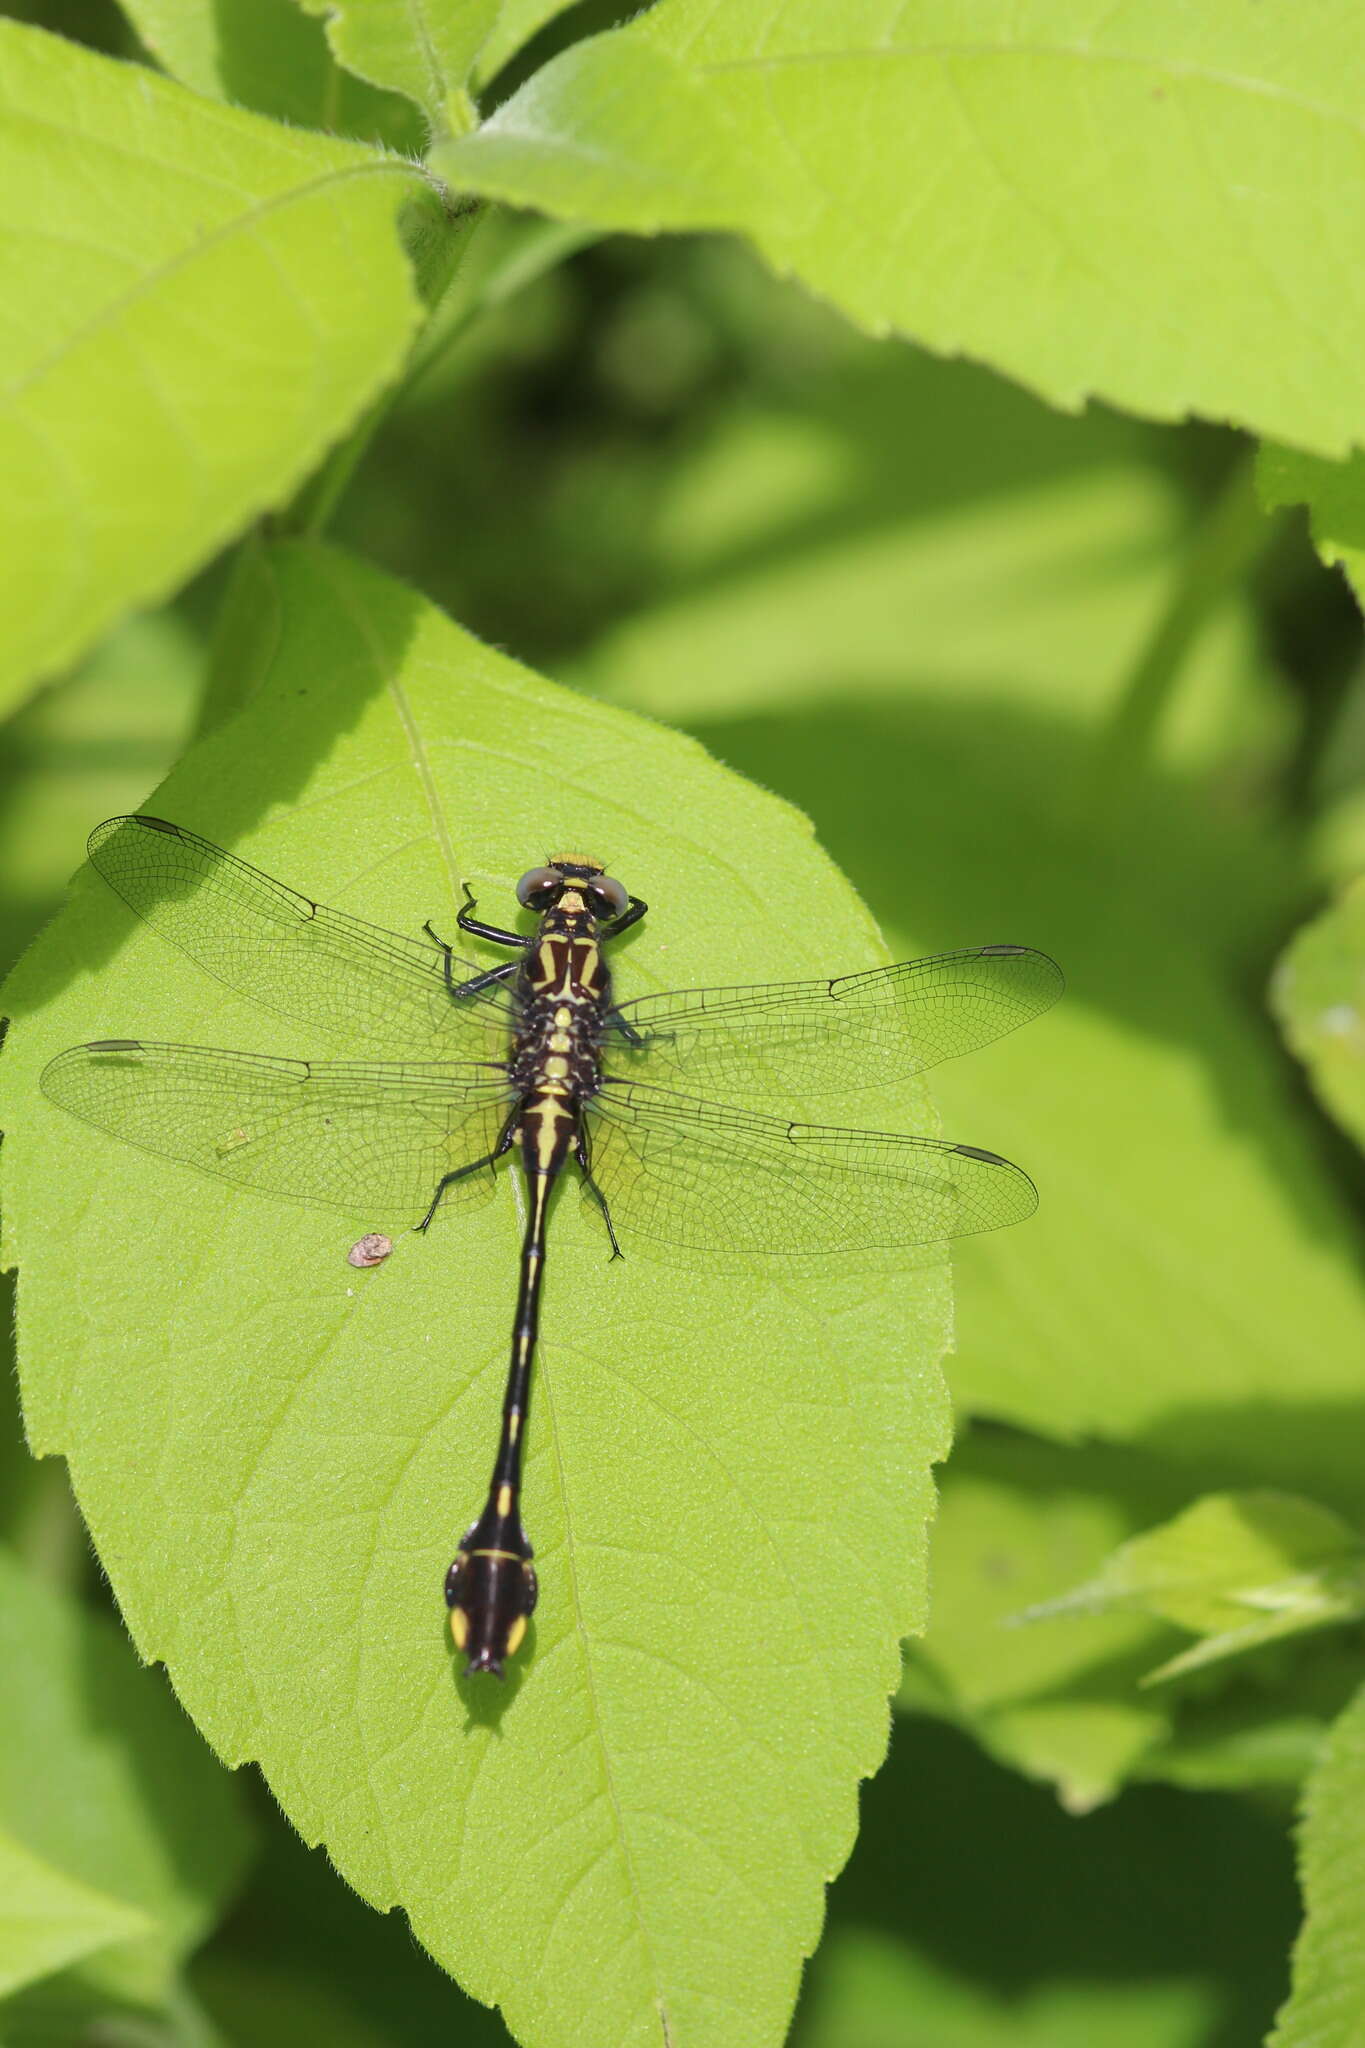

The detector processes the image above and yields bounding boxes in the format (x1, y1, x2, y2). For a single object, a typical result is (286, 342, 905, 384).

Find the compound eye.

(516, 865, 561, 907)
(591, 874, 629, 917)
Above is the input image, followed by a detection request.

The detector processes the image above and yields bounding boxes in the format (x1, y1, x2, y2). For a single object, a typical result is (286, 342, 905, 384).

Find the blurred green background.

(4, 67, 1363, 2038)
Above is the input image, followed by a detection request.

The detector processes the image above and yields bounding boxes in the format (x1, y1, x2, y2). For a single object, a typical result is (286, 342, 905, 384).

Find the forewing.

(611, 946, 1062, 1102)
(583, 1078, 1037, 1254)
(88, 816, 515, 1058)
(42, 1041, 514, 1222)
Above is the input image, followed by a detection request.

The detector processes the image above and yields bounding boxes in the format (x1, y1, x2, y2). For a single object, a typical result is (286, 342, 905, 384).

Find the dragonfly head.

(517, 858, 628, 922)
(445, 1539, 538, 1679)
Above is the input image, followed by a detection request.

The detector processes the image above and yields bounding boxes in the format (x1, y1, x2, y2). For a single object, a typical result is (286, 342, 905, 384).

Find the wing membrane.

(42, 1041, 514, 1222)
(584, 1077, 1036, 1253)
(611, 946, 1062, 1101)
(88, 817, 514, 1059)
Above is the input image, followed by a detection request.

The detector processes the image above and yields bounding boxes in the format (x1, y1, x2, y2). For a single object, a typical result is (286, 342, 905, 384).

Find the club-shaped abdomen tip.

(445, 1545, 538, 1678)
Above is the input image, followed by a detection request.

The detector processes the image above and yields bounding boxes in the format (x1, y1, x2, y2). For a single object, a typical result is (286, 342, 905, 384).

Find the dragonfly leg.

(416, 1116, 516, 1233)
(605, 1006, 646, 1046)
(576, 1133, 624, 1260)
(423, 920, 520, 1001)
(454, 881, 524, 950)
(603, 895, 648, 939)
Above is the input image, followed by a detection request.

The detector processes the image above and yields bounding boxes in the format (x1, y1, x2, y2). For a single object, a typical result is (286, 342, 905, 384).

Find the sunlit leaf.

(117, 0, 425, 147)
(0, 21, 427, 713)
(3, 540, 952, 2048)
(437, 1, 1365, 455)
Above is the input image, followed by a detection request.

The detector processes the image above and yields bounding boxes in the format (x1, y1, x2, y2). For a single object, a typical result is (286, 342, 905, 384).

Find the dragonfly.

(42, 816, 1062, 1677)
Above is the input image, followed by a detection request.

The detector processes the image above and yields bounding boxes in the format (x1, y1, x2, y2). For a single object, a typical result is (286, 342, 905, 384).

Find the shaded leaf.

(118, 0, 425, 147)
(794, 1717, 1297, 2048)
(437, 1, 1365, 455)
(0, 1831, 152, 2001)
(1273, 876, 1365, 1154)
(297, 0, 499, 133)
(1021, 1491, 1365, 1686)
(0, 1547, 252, 2013)
(577, 341, 1365, 1496)
(0, 21, 427, 712)
(1259, 442, 1365, 606)
(2, 540, 952, 2048)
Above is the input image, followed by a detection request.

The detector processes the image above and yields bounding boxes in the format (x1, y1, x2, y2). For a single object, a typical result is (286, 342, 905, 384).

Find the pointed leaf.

(0, 22, 427, 713)
(0, 1832, 153, 2001)
(2, 541, 952, 2048)
(1272, 1678, 1365, 2048)
(296, 0, 501, 132)
(436, 0, 1365, 455)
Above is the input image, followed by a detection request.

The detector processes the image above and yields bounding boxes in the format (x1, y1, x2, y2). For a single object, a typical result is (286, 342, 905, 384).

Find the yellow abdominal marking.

(449, 1606, 469, 1648)
(497, 1484, 513, 1516)
(508, 1411, 520, 1444)
(506, 1615, 528, 1656)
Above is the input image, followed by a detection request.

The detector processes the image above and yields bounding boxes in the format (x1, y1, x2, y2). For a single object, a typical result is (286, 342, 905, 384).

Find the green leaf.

(2, 540, 952, 2048)
(576, 339, 1365, 1493)
(296, 0, 499, 134)
(900, 1431, 1178, 1811)
(0, 1831, 153, 2002)
(1259, 442, 1365, 605)
(118, 0, 427, 149)
(0, 21, 427, 714)
(1023, 1491, 1365, 1685)
(435, 1, 1365, 455)
(1271, 1678, 1365, 2048)
(0, 1546, 252, 2012)
(1273, 876, 1365, 1153)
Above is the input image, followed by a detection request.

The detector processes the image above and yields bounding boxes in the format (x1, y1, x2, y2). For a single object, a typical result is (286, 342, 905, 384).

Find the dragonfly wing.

(88, 817, 515, 1059)
(43, 1041, 515, 1222)
(611, 946, 1063, 1100)
(582, 1078, 1037, 1254)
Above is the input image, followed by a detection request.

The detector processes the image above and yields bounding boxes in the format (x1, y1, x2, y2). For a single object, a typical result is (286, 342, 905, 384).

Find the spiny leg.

(577, 1132, 624, 1259)
(423, 920, 520, 1000)
(455, 881, 524, 950)
(416, 1115, 516, 1233)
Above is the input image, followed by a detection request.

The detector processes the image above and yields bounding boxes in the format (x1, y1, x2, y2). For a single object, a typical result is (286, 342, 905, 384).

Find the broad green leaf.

(435, 1, 1365, 456)
(118, 0, 426, 149)
(0, 21, 427, 714)
(576, 340, 1365, 1490)
(794, 1716, 1298, 2048)
(1271, 1678, 1365, 2048)
(1273, 878, 1365, 1154)
(296, 0, 499, 133)
(0, 1547, 252, 2013)
(1259, 443, 1365, 605)
(1024, 1491, 1365, 1686)
(2, 540, 952, 2048)
(0, 1831, 152, 2001)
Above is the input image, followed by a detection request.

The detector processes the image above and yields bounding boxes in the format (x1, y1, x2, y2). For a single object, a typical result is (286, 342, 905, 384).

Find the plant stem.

(280, 207, 602, 542)
(1100, 452, 1280, 780)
